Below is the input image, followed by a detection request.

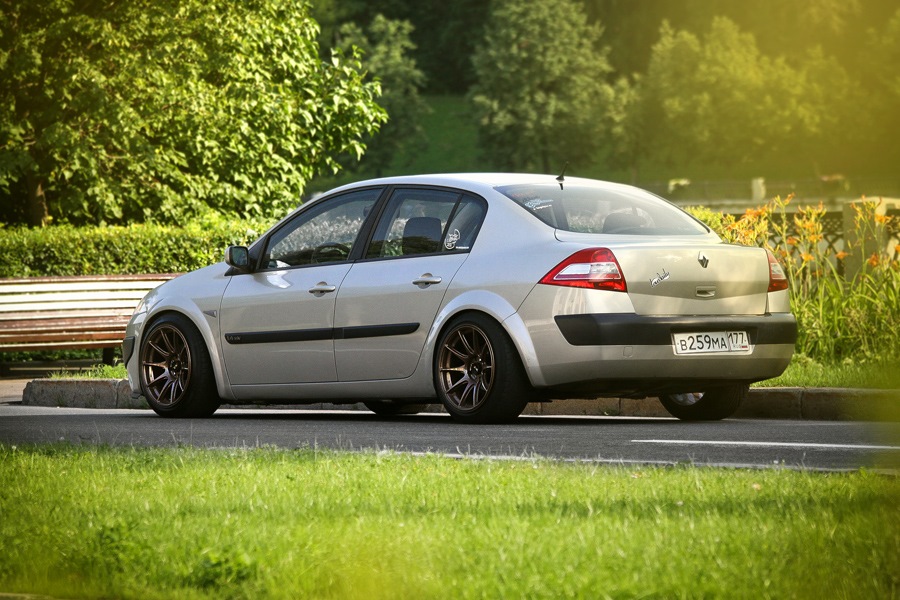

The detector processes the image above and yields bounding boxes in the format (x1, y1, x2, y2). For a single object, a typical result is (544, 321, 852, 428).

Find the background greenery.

(0, 212, 273, 277)
(4, 0, 899, 226)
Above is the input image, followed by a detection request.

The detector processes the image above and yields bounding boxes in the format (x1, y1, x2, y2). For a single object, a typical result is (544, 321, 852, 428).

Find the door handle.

(412, 274, 442, 288)
(309, 282, 337, 295)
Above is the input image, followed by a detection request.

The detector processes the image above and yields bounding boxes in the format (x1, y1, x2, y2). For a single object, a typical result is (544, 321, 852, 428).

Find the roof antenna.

(556, 162, 568, 190)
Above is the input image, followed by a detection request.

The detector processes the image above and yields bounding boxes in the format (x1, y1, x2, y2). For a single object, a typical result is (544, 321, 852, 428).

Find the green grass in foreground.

(51, 355, 900, 390)
(1, 445, 897, 599)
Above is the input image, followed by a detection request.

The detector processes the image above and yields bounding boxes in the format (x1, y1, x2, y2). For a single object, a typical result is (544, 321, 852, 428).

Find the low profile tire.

(364, 401, 426, 416)
(139, 314, 220, 418)
(658, 384, 748, 421)
(434, 314, 532, 424)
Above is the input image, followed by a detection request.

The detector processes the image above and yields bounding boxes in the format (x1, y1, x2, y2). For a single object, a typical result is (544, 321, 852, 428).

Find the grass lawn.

(1, 445, 897, 599)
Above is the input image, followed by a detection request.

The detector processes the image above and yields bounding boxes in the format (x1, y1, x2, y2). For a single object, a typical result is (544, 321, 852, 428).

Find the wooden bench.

(0, 274, 179, 364)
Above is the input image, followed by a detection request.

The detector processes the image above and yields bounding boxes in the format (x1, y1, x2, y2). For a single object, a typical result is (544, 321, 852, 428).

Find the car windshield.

(496, 182, 709, 235)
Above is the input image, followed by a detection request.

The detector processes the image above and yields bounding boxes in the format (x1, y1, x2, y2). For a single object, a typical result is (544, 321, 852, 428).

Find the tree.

(468, 0, 614, 173)
(336, 15, 428, 177)
(310, 0, 489, 94)
(636, 17, 848, 170)
(0, 0, 386, 226)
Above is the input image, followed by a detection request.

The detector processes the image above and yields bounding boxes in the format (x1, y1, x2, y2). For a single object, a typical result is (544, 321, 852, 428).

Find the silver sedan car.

(123, 173, 796, 423)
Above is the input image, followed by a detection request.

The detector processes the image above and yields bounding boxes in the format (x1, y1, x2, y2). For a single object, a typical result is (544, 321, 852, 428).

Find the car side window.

(366, 189, 486, 259)
(263, 189, 381, 269)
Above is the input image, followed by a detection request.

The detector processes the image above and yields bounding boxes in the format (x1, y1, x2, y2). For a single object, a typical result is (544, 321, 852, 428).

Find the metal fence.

(642, 177, 900, 203)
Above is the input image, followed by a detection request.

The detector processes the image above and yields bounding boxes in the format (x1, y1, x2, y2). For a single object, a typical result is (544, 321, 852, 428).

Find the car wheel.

(434, 314, 531, 424)
(658, 384, 748, 421)
(363, 401, 426, 416)
(139, 314, 220, 418)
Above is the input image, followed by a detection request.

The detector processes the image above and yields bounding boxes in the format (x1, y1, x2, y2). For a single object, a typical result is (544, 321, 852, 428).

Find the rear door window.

(366, 189, 487, 259)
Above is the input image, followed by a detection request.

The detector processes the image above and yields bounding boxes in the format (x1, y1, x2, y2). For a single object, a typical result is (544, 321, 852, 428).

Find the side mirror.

(224, 246, 250, 273)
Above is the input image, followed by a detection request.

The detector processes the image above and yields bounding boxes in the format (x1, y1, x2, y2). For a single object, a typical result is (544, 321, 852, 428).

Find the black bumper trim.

(122, 336, 135, 364)
(554, 313, 797, 346)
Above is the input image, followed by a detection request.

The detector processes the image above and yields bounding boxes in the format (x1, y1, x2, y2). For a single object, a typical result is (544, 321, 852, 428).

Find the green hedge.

(0, 214, 277, 277)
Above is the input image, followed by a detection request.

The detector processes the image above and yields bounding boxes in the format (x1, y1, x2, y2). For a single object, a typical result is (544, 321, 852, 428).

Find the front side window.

(366, 189, 486, 259)
(497, 182, 709, 235)
(263, 188, 381, 268)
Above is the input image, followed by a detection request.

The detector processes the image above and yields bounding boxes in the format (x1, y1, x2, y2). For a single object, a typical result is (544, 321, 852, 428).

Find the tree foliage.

(469, 0, 613, 173)
(336, 15, 428, 177)
(623, 17, 857, 174)
(0, 0, 386, 226)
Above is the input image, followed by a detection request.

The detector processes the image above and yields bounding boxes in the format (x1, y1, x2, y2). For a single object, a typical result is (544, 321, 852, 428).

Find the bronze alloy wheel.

(437, 323, 496, 412)
(141, 323, 193, 407)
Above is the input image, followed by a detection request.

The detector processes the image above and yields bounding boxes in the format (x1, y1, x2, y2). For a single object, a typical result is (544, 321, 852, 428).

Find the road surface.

(1, 404, 898, 471)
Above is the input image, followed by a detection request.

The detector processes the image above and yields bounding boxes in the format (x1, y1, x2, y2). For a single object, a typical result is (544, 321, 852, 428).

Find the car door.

(220, 188, 382, 385)
(334, 188, 487, 381)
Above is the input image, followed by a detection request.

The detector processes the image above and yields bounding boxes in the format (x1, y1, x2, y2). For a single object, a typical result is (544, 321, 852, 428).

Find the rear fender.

(417, 289, 546, 387)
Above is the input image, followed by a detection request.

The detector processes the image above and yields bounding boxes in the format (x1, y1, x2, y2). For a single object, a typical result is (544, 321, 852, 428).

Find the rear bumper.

(554, 313, 797, 347)
(516, 310, 796, 392)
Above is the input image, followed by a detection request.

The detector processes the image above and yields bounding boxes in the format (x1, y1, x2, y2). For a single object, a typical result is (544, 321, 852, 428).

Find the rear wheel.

(658, 384, 748, 421)
(434, 314, 531, 424)
(140, 314, 220, 418)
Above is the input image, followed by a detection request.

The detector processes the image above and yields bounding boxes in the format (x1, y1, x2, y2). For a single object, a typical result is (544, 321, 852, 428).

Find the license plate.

(672, 331, 750, 355)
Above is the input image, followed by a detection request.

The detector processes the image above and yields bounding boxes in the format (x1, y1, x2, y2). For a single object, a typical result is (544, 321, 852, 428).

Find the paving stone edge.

(20, 379, 900, 421)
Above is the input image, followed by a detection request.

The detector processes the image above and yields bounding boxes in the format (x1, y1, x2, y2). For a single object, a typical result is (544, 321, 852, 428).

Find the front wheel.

(658, 384, 748, 421)
(434, 314, 531, 424)
(140, 314, 220, 418)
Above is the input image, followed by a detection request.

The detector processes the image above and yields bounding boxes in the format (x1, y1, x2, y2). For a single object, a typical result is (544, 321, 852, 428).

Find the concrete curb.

(19, 379, 900, 421)
(23, 379, 149, 410)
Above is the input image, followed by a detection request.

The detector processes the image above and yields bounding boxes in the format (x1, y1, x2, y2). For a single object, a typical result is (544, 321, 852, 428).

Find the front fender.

(131, 265, 236, 402)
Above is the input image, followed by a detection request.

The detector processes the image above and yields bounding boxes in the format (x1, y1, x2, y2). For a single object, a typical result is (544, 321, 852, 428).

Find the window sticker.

(444, 228, 461, 250)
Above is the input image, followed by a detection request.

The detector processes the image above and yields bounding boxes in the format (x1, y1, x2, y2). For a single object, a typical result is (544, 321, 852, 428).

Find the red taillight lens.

(539, 248, 627, 292)
(766, 250, 788, 292)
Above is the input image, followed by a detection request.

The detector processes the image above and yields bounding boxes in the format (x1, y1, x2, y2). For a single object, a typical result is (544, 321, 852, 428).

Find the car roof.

(323, 173, 645, 199)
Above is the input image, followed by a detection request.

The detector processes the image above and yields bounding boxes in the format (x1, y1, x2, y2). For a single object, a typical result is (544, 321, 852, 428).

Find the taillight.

(539, 248, 627, 292)
(766, 250, 788, 292)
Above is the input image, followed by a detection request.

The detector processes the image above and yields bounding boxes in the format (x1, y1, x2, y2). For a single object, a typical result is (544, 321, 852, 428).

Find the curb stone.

(19, 379, 900, 421)
(23, 379, 148, 410)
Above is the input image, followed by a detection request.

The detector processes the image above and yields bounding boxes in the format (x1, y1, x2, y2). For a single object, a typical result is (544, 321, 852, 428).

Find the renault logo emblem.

(698, 252, 709, 268)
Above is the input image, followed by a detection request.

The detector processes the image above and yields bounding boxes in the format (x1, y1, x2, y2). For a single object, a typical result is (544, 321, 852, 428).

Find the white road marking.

(631, 440, 900, 451)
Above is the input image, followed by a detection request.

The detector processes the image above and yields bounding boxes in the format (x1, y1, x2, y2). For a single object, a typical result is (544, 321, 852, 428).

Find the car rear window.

(496, 182, 709, 235)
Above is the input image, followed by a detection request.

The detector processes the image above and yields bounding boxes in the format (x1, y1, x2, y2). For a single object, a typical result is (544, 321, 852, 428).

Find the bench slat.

(0, 340, 122, 351)
(0, 291, 150, 305)
(0, 281, 167, 295)
(0, 300, 147, 313)
(0, 307, 134, 329)
(0, 315, 131, 331)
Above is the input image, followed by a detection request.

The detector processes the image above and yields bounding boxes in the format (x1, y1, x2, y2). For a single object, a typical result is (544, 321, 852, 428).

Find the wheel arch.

(422, 290, 546, 388)
(141, 305, 234, 402)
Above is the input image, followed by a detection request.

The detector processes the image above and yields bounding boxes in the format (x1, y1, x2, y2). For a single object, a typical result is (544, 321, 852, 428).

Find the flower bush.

(688, 196, 900, 362)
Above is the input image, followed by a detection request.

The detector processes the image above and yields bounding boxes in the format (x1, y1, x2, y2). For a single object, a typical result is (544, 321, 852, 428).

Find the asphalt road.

(1, 404, 898, 471)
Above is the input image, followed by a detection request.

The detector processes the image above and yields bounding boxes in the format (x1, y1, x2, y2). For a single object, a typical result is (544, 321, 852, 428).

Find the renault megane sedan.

(123, 173, 796, 423)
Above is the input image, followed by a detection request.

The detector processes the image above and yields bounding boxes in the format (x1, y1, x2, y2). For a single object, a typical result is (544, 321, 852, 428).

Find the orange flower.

(801, 252, 814, 262)
(895, 244, 900, 255)
(868, 253, 880, 268)
(836, 251, 849, 260)
(786, 236, 799, 246)
(874, 213, 890, 224)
